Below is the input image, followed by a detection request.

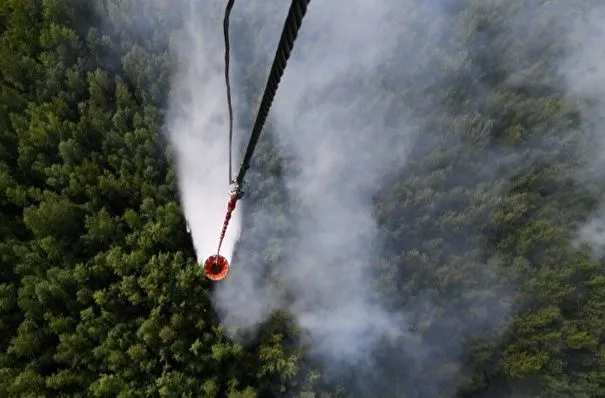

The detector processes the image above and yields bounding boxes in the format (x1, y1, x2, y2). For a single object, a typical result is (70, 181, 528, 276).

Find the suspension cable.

(223, 0, 236, 183)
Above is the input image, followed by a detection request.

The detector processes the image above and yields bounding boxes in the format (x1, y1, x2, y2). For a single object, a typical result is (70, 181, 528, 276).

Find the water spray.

(203, 183, 244, 280)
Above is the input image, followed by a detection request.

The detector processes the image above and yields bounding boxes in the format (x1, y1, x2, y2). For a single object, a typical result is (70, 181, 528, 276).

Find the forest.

(1, 0, 605, 397)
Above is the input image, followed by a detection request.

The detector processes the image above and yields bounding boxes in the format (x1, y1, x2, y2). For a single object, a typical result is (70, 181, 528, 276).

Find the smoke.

(208, 4, 516, 394)
(101, 0, 605, 394)
(213, 0, 438, 364)
(267, 0, 424, 362)
(164, 1, 242, 265)
(208, 0, 605, 391)
(557, 4, 605, 258)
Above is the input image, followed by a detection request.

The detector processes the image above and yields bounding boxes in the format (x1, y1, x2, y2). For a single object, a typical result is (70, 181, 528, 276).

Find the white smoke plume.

(265, 0, 417, 361)
(213, 0, 436, 363)
(558, 4, 605, 258)
(165, 1, 242, 265)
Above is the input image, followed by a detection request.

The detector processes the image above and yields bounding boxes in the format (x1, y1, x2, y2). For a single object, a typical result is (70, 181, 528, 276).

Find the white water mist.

(165, 2, 242, 264)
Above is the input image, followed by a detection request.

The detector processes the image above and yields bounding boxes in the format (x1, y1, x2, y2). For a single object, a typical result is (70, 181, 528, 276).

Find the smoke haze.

(558, 4, 605, 258)
(212, 0, 422, 362)
(105, 0, 605, 395)
(209, 0, 605, 392)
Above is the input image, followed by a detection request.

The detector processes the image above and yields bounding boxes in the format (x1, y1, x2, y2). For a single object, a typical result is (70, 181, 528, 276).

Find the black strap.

(223, 0, 236, 183)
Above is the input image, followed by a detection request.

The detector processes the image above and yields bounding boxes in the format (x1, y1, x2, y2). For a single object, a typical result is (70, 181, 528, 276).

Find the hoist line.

(223, 0, 236, 183)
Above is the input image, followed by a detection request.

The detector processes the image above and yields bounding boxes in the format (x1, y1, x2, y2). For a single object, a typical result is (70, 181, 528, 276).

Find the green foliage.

(1, 0, 604, 397)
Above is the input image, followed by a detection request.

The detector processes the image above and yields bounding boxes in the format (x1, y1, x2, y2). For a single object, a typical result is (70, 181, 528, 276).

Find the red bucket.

(203, 254, 230, 281)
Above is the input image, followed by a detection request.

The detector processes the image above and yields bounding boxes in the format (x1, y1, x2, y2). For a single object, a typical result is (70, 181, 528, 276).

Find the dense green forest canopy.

(1, 0, 605, 397)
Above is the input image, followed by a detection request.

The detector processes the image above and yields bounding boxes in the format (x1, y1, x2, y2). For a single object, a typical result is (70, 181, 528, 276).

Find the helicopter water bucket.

(203, 254, 230, 281)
